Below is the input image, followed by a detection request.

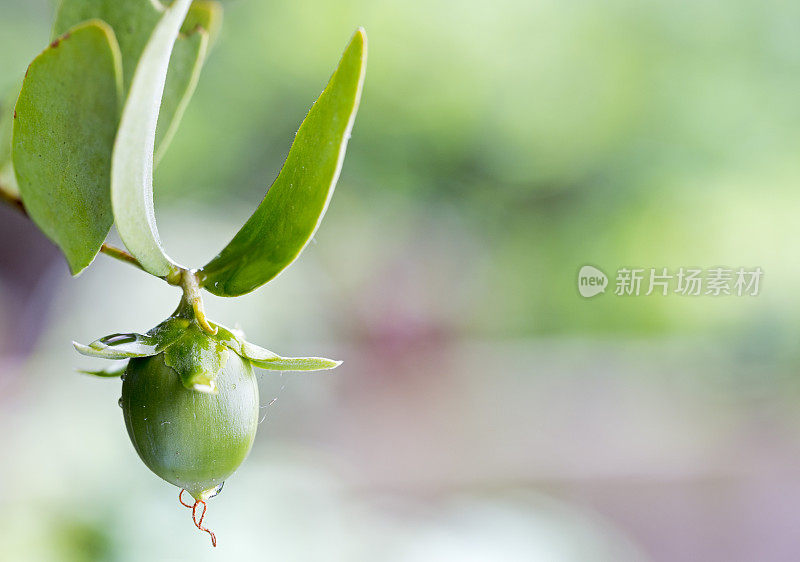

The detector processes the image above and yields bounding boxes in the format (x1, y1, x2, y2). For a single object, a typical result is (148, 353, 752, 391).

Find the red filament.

(178, 489, 217, 547)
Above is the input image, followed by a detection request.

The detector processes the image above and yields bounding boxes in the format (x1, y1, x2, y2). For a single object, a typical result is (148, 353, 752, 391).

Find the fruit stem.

(178, 269, 217, 335)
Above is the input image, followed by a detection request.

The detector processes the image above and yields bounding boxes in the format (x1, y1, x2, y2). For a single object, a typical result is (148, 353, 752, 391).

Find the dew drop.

(118, 398, 123, 408)
(101, 333, 137, 345)
(208, 482, 224, 499)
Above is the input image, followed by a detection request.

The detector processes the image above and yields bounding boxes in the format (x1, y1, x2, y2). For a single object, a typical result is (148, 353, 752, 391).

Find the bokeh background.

(2, 0, 800, 560)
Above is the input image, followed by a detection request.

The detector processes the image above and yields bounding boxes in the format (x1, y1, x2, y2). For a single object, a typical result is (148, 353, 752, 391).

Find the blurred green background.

(2, 0, 800, 560)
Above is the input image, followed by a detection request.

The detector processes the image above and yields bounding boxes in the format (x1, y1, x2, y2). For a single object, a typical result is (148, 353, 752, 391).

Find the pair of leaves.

(12, 0, 219, 275)
(116, 21, 368, 294)
(75, 317, 341, 393)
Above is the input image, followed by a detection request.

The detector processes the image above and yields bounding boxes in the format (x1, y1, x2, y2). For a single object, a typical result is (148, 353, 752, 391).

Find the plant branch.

(99, 243, 147, 272)
(0, 181, 147, 273)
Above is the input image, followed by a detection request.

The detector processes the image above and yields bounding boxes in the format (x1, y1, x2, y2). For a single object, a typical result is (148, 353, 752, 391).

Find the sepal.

(163, 324, 228, 393)
(79, 361, 128, 378)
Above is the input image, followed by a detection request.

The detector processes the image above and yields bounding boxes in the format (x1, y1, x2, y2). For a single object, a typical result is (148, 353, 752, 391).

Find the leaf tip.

(66, 249, 100, 277)
(72, 341, 91, 355)
(351, 27, 367, 57)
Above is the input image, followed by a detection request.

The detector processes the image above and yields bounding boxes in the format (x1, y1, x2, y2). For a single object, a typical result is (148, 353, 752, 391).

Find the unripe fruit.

(122, 345, 259, 500)
(74, 299, 339, 546)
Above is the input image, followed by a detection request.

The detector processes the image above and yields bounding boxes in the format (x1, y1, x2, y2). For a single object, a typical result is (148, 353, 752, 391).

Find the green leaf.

(221, 333, 340, 372)
(156, 1, 223, 159)
(73, 317, 192, 362)
(163, 325, 228, 393)
(154, 25, 209, 164)
(110, 0, 194, 278)
(246, 354, 342, 372)
(80, 362, 128, 378)
(74, 342, 128, 360)
(53, 0, 222, 160)
(12, 21, 122, 275)
(74, 332, 160, 359)
(154, 1, 222, 160)
(199, 28, 368, 296)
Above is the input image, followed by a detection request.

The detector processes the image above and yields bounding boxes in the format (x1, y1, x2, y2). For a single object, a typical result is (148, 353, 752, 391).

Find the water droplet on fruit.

(208, 482, 224, 499)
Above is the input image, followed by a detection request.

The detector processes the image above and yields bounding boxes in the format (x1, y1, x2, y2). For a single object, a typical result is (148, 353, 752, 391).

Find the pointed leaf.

(12, 21, 122, 274)
(155, 1, 222, 158)
(53, 0, 223, 160)
(247, 355, 342, 372)
(228, 335, 340, 372)
(80, 361, 128, 378)
(154, 26, 209, 163)
(110, 0, 193, 278)
(74, 332, 160, 359)
(73, 317, 190, 361)
(199, 29, 367, 296)
(74, 343, 145, 360)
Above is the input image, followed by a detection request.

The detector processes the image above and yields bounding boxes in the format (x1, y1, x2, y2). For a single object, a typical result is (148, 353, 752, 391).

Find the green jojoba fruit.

(122, 348, 259, 500)
(75, 300, 341, 503)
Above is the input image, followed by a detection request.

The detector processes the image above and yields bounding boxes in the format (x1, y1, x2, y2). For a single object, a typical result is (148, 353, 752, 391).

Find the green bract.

(75, 315, 340, 390)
